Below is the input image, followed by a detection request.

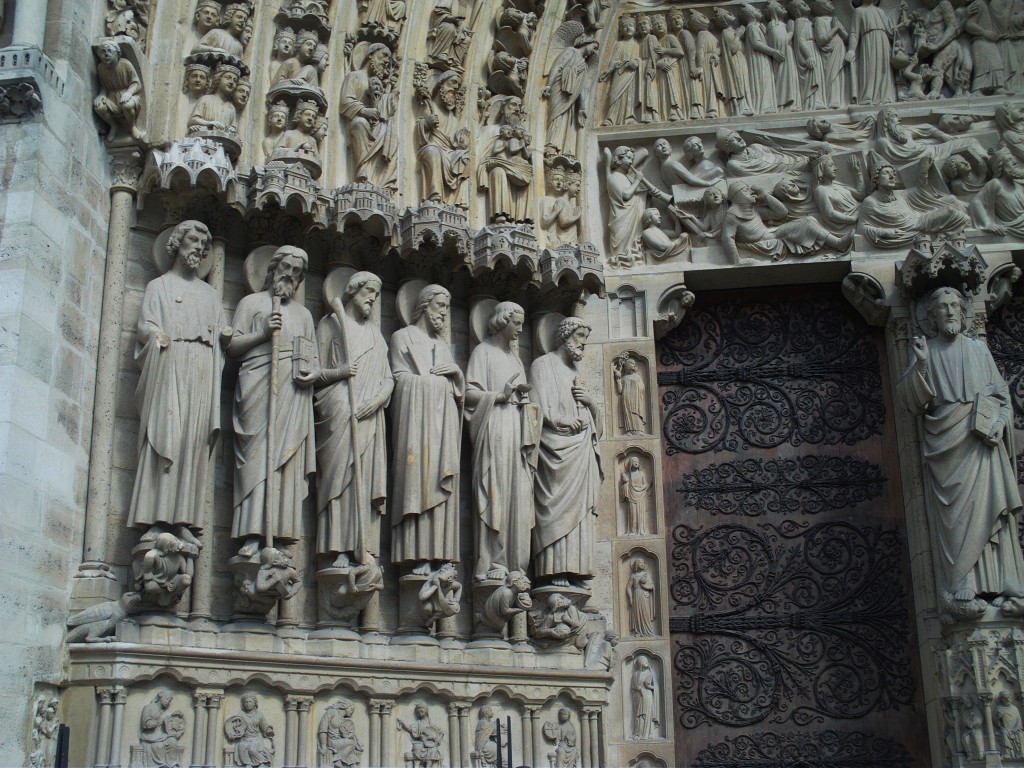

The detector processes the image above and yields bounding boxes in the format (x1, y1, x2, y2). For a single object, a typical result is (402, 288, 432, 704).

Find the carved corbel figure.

(66, 592, 142, 643)
(474, 569, 533, 633)
(419, 562, 463, 625)
(93, 40, 146, 142)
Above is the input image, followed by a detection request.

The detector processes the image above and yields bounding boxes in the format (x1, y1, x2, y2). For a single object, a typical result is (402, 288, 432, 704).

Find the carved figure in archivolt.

(478, 96, 534, 223)
(415, 68, 470, 206)
(137, 690, 186, 768)
(315, 272, 392, 568)
(897, 287, 1024, 621)
(604, 145, 672, 267)
(390, 285, 462, 570)
(972, 146, 1024, 236)
(540, 165, 582, 246)
(613, 352, 647, 435)
(599, 15, 641, 126)
(273, 100, 322, 161)
(130, 221, 226, 544)
(627, 557, 657, 635)
(188, 63, 241, 135)
(845, 0, 895, 105)
(631, 655, 659, 740)
(317, 698, 364, 767)
(398, 704, 444, 767)
(531, 318, 603, 586)
(543, 708, 578, 768)
(192, 2, 249, 57)
(428, 0, 471, 68)
(465, 302, 539, 581)
(225, 695, 275, 767)
(29, 697, 59, 768)
(339, 43, 398, 189)
(263, 101, 289, 160)
(193, 0, 220, 36)
(544, 22, 599, 158)
(93, 41, 145, 142)
(183, 62, 210, 99)
(621, 459, 651, 536)
(474, 706, 502, 768)
(226, 247, 319, 557)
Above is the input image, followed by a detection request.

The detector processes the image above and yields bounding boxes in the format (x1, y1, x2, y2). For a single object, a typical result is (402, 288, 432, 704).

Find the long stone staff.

(330, 295, 367, 565)
(264, 294, 282, 551)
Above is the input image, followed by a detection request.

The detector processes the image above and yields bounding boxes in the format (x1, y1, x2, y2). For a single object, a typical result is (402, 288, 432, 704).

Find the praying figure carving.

(530, 318, 603, 587)
(130, 220, 226, 552)
(390, 285, 462, 573)
(620, 458, 651, 536)
(897, 287, 1024, 621)
(811, 0, 849, 107)
(465, 302, 539, 581)
(339, 43, 398, 189)
(93, 41, 145, 142)
(315, 272, 392, 569)
(630, 655, 659, 740)
(540, 166, 583, 246)
(766, 0, 800, 112)
(226, 247, 318, 559)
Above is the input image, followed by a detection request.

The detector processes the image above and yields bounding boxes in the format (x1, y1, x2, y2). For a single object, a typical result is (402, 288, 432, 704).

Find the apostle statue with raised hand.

(315, 272, 393, 569)
(390, 285, 463, 574)
(130, 220, 227, 555)
(897, 287, 1024, 621)
(530, 317, 603, 587)
(226, 247, 319, 559)
(465, 302, 541, 582)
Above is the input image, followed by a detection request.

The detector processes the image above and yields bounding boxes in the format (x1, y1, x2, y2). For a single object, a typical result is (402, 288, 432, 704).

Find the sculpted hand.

(354, 398, 378, 419)
(264, 309, 283, 340)
(572, 386, 593, 408)
(500, 380, 516, 404)
(430, 362, 460, 376)
(156, 331, 171, 349)
(911, 336, 928, 365)
(338, 362, 358, 379)
(295, 366, 320, 387)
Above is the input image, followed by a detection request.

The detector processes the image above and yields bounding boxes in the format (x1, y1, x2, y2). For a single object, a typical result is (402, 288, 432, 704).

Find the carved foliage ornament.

(658, 299, 885, 454)
(677, 456, 886, 517)
(670, 521, 916, 728)
(691, 729, 912, 768)
(987, 298, 1024, 431)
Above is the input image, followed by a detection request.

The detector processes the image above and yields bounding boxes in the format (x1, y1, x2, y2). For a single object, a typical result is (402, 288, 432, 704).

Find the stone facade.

(5, 0, 1024, 766)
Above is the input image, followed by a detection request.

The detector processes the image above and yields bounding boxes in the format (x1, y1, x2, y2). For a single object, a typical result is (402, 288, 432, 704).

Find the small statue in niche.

(414, 67, 470, 206)
(66, 591, 142, 642)
(182, 62, 210, 98)
(192, 1, 250, 57)
(419, 562, 463, 625)
(317, 698, 364, 768)
(272, 100, 323, 160)
(962, 697, 985, 760)
(530, 593, 587, 642)
(137, 690, 186, 768)
(544, 23, 599, 158)
(604, 145, 672, 267)
(29, 696, 59, 768)
(845, 0, 896, 105)
(93, 41, 145, 142)
(613, 353, 647, 436)
(626, 557, 657, 636)
(630, 655, 659, 740)
(996, 691, 1024, 758)
(543, 708, 579, 768)
(193, 0, 222, 36)
(188, 62, 241, 135)
(478, 96, 534, 223)
(225, 695, 275, 767)
(428, 0, 472, 69)
(599, 15, 641, 126)
(263, 101, 290, 160)
(397, 704, 444, 768)
(339, 43, 399, 189)
(722, 181, 853, 263)
(473, 706, 503, 768)
(971, 146, 1024, 236)
(620, 457, 651, 536)
(897, 287, 1024, 621)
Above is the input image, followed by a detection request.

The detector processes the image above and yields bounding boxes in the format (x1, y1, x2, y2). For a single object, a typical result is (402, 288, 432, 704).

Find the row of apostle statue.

(125, 219, 604, 631)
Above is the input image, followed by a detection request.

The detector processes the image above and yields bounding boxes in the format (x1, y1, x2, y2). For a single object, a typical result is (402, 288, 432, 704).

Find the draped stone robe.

(315, 311, 392, 560)
(231, 292, 317, 543)
(389, 324, 462, 564)
(529, 351, 603, 580)
(131, 271, 225, 532)
(897, 333, 1024, 599)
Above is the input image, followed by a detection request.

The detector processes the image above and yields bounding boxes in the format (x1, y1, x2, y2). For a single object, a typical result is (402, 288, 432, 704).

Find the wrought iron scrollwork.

(669, 521, 915, 728)
(677, 456, 886, 517)
(691, 729, 912, 768)
(657, 299, 885, 454)
(988, 299, 1024, 429)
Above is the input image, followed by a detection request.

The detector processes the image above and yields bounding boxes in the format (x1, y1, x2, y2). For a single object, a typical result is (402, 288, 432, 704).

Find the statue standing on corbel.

(414, 66, 471, 206)
(93, 41, 145, 142)
(389, 285, 463, 575)
(129, 220, 228, 608)
(339, 42, 399, 189)
(544, 22, 599, 158)
(897, 286, 1024, 622)
(478, 96, 534, 223)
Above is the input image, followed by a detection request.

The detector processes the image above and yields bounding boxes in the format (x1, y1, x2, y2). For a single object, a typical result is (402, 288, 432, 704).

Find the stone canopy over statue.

(897, 286, 1024, 621)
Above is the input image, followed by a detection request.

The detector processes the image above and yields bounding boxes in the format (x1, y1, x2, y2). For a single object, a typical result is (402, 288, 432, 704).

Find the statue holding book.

(897, 287, 1024, 621)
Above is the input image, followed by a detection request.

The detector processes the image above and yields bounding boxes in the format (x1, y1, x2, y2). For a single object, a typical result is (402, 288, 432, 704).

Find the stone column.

(109, 686, 127, 768)
(190, 692, 209, 768)
(284, 696, 300, 767)
(368, 703, 381, 767)
(12, 0, 47, 48)
(456, 704, 471, 768)
(205, 693, 224, 767)
(528, 707, 542, 768)
(296, 696, 313, 767)
(579, 710, 591, 768)
(520, 709, 534, 767)
(447, 703, 461, 768)
(207, 233, 227, 296)
(379, 702, 394, 768)
(76, 149, 143, 604)
(586, 708, 601, 768)
(94, 687, 114, 767)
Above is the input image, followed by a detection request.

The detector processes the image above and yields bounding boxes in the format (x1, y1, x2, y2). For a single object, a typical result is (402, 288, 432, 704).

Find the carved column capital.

(96, 687, 115, 705)
(285, 695, 300, 712)
(111, 686, 127, 705)
(205, 693, 224, 709)
(377, 701, 395, 715)
(297, 697, 313, 713)
(108, 148, 143, 194)
(193, 691, 210, 707)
